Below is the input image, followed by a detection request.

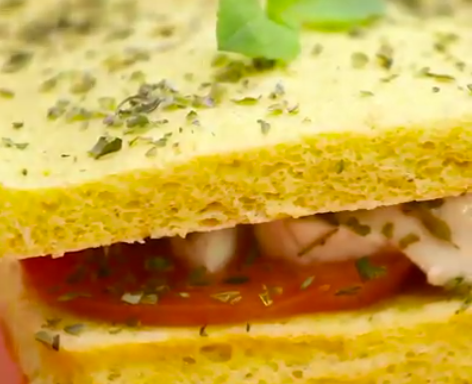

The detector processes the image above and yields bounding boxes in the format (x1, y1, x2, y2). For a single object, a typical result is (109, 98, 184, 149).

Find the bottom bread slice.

(1, 259, 472, 384)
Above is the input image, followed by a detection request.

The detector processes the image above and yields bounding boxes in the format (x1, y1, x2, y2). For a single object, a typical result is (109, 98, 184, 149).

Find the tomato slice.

(21, 240, 414, 327)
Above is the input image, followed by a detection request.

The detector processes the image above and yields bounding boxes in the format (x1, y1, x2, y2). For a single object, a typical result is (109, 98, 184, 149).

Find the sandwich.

(1, 0, 472, 383)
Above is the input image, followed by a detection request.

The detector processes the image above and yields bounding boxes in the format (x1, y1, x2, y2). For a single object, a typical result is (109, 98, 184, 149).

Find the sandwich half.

(2, 0, 472, 383)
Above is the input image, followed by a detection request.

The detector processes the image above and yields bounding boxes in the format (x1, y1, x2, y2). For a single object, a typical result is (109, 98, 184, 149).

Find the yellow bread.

(3, 2, 472, 384)
(2, 258, 472, 384)
(1, 0, 472, 258)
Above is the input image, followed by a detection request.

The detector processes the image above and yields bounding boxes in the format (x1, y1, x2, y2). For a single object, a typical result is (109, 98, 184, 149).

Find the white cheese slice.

(170, 227, 238, 273)
(255, 194, 472, 287)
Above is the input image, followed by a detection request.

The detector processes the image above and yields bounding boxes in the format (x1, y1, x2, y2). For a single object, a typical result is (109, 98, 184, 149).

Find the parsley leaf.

(216, 0, 300, 61)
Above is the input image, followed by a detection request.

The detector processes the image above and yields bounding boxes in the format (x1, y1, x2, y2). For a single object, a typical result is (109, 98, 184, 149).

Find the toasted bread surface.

(2, 0, 472, 259)
(1, 259, 472, 384)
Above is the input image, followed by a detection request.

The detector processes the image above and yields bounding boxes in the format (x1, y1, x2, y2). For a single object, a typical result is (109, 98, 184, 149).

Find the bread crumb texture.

(1, 259, 472, 384)
(1, 0, 472, 258)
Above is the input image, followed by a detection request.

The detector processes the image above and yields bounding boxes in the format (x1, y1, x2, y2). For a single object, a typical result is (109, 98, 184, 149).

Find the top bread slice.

(1, 0, 472, 259)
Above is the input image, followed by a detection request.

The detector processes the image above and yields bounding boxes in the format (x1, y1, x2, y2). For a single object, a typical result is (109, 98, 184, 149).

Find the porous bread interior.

(1, 258, 472, 384)
(2, 0, 472, 259)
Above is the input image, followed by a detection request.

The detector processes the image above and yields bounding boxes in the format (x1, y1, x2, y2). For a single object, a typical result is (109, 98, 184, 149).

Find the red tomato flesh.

(20, 239, 414, 327)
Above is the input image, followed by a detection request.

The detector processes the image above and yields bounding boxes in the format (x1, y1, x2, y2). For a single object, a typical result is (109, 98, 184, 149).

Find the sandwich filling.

(19, 194, 472, 327)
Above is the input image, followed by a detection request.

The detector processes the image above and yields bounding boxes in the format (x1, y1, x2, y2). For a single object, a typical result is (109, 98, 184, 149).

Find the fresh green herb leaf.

(266, 0, 386, 30)
(217, 0, 385, 61)
(217, 0, 300, 61)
